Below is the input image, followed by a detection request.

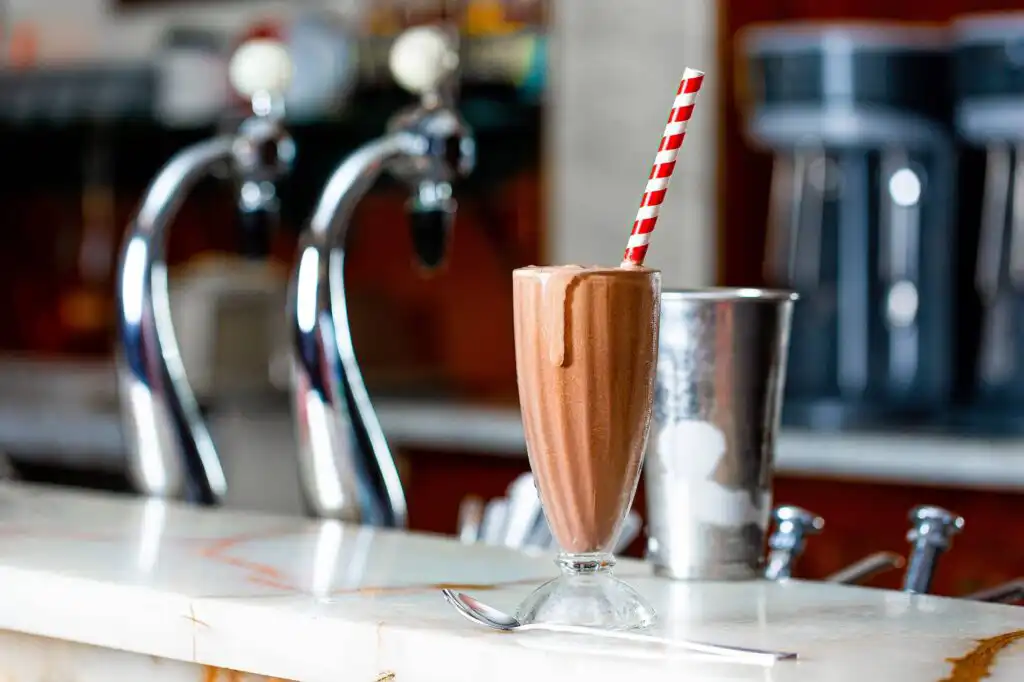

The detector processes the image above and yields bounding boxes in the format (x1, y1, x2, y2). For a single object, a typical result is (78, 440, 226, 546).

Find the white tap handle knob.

(229, 39, 294, 99)
(388, 25, 459, 96)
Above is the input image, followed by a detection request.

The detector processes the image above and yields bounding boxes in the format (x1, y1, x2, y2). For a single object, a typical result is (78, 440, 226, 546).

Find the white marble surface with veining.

(0, 482, 1022, 682)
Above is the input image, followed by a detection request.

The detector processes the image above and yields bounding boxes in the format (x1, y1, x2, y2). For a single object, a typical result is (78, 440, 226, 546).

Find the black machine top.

(951, 13, 1024, 142)
(739, 22, 952, 148)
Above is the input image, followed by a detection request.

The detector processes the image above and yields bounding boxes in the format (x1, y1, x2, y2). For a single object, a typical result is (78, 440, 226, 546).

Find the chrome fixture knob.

(902, 505, 964, 594)
(765, 505, 824, 580)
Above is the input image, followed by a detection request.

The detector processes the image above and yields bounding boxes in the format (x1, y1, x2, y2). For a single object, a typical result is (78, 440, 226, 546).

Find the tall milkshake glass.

(512, 265, 660, 630)
(507, 62, 705, 631)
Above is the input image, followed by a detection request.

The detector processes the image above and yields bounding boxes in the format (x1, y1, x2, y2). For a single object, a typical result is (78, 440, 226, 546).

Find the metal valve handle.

(765, 505, 825, 580)
(902, 505, 964, 594)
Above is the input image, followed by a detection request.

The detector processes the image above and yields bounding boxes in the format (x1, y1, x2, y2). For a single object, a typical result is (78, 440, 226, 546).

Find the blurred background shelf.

(0, 39, 544, 127)
(3, 359, 1024, 493)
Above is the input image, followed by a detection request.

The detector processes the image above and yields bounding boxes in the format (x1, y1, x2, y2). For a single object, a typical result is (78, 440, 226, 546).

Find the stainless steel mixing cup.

(644, 289, 797, 580)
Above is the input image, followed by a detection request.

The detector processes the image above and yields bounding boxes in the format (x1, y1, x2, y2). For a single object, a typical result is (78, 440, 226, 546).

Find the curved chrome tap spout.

(118, 138, 235, 505)
(290, 26, 474, 526)
(291, 134, 420, 526)
(117, 38, 295, 505)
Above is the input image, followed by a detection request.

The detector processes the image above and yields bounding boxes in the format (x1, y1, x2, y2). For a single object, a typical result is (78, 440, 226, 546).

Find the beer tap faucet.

(289, 25, 474, 526)
(116, 39, 295, 505)
(765, 505, 824, 580)
(902, 505, 964, 594)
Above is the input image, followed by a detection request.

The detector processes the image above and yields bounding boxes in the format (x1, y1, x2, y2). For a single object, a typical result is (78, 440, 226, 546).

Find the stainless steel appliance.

(953, 13, 1024, 427)
(643, 289, 796, 581)
(739, 23, 955, 429)
(116, 38, 295, 505)
(288, 25, 475, 527)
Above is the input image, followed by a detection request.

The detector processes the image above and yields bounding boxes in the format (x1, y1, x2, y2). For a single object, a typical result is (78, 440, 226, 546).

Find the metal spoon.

(441, 590, 796, 665)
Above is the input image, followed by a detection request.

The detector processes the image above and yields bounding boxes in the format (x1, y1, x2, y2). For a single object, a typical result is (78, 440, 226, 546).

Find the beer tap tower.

(289, 25, 474, 527)
(116, 38, 295, 505)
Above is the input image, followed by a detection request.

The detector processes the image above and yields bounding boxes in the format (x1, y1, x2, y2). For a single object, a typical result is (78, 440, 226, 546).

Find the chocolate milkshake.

(513, 265, 661, 555)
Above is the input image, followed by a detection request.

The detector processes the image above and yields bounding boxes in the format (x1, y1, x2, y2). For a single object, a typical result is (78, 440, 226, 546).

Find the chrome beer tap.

(901, 505, 964, 594)
(116, 39, 295, 504)
(289, 26, 474, 526)
(765, 505, 824, 580)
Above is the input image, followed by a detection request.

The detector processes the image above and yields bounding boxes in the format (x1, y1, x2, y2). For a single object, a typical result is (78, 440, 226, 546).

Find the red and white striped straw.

(622, 67, 705, 268)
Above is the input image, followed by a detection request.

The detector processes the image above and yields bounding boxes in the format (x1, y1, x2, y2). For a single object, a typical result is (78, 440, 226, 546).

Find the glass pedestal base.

(515, 553, 655, 630)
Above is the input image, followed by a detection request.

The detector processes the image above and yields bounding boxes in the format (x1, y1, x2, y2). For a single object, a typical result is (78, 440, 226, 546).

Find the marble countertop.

(0, 482, 1022, 681)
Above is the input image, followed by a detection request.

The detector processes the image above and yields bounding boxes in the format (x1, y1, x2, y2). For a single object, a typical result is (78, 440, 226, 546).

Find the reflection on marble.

(0, 483, 1021, 681)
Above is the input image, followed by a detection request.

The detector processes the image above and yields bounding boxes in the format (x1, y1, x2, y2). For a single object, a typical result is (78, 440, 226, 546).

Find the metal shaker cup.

(644, 289, 797, 580)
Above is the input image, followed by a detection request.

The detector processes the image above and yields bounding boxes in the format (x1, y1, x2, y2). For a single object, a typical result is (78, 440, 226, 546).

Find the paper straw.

(622, 68, 705, 268)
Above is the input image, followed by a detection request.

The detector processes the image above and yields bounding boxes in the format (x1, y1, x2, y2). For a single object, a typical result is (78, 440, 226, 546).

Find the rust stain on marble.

(330, 577, 544, 598)
(202, 666, 293, 682)
(196, 530, 303, 592)
(333, 582, 499, 597)
(939, 630, 1024, 682)
(201, 667, 243, 682)
(191, 529, 549, 598)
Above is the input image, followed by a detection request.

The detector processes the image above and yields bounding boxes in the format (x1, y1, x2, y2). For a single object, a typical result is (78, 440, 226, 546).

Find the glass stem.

(557, 552, 616, 577)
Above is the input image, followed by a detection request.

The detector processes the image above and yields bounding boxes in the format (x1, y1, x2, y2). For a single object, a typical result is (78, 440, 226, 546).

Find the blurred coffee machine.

(953, 13, 1024, 430)
(739, 23, 955, 429)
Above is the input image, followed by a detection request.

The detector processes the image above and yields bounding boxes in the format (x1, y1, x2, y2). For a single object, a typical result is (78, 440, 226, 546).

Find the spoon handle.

(528, 624, 794, 665)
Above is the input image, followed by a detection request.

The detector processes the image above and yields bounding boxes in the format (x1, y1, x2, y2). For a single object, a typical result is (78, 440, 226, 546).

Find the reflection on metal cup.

(644, 289, 797, 580)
